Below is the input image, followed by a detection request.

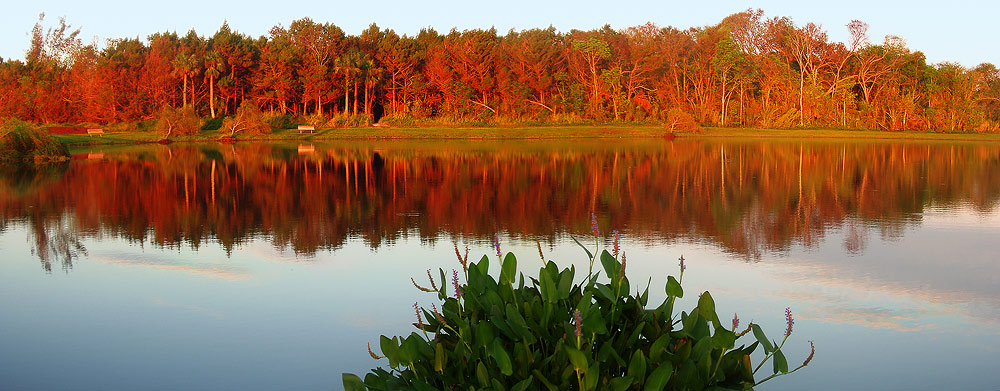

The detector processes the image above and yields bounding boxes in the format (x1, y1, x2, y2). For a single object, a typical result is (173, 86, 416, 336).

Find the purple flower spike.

(785, 307, 794, 336)
(492, 234, 502, 258)
(613, 230, 620, 258)
(732, 313, 740, 331)
(452, 269, 463, 299)
(679, 255, 686, 273)
(591, 213, 600, 237)
(573, 309, 583, 337)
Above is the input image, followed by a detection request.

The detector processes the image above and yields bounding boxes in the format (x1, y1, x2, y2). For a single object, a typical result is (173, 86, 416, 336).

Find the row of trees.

(2, 10, 998, 131)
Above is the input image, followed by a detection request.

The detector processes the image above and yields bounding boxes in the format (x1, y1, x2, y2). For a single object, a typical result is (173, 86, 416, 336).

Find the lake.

(1, 138, 998, 390)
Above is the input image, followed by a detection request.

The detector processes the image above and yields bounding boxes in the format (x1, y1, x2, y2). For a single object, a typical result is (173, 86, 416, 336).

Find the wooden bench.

(297, 125, 316, 133)
(87, 128, 104, 136)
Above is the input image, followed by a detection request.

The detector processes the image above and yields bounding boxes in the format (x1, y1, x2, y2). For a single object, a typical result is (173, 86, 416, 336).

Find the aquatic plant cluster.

(344, 219, 813, 390)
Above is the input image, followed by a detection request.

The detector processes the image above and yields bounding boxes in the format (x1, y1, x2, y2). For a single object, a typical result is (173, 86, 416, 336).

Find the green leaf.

(491, 340, 514, 376)
(398, 334, 422, 363)
(438, 268, 448, 297)
(712, 327, 737, 350)
(434, 342, 446, 373)
(476, 362, 490, 387)
(531, 370, 559, 391)
(489, 314, 516, 339)
(478, 254, 490, 274)
(565, 346, 589, 370)
(640, 278, 651, 306)
(596, 284, 614, 302)
(506, 304, 532, 341)
(379, 336, 399, 368)
(682, 309, 700, 334)
(627, 350, 647, 383)
(571, 236, 594, 261)
(500, 252, 517, 285)
(557, 269, 574, 300)
(643, 362, 674, 391)
(649, 334, 671, 361)
(540, 268, 557, 303)
(773, 348, 789, 374)
(512, 377, 533, 391)
(609, 376, 634, 391)
(412, 381, 437, 391)
(691, 335, 712, 362)
(585, 361, 599, 389)
(691, 316, 711, 340)
(600, 250, 618, 279)
(618, 277, 631, 299)
(752, 324, 774, 353)
(583, 307, 608, 335)
(697, 291, 718, 325)
(468, 262, 484, 292)
(476, 322, 497, 349)
(342, 373, 366, 391)
(666, 276, 683, 298)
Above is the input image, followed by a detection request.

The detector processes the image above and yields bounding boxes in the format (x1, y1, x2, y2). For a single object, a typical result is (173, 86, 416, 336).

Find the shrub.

(201, 117, 224, 131)
(344, 223, 813, 391)
(0, 118, 69, 165)
(325, 113, 372, 128)
(221, 101, 271, 138)
(262, 111, 296, 130)
(155, 106, 201, 138)
(664, 109, 702, 132)
(302, 113, 328, 128)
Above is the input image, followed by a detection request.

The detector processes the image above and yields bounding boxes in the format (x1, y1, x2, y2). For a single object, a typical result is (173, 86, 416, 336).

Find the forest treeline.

(2, 9, 999, 131)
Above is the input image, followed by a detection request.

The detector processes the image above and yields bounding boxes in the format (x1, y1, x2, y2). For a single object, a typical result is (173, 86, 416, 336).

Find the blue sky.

(3, 0, 996, 67)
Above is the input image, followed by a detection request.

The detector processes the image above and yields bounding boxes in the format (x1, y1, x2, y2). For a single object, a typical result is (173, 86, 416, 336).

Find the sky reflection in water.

(0, 140, 998, 390)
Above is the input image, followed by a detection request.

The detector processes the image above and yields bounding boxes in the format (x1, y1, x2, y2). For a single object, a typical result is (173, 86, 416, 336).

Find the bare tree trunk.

(720, 72, 726, 126)
(209, 77, 215, 118)
(182, 75, 188, 108)
(364, 80, 370, 115)
(799, 72, 804, 125)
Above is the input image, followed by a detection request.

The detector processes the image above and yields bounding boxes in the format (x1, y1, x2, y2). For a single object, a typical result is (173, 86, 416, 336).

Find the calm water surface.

(1, 139, 998, 390)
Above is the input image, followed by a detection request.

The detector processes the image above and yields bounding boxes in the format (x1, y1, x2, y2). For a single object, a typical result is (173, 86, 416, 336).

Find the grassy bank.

(50, 125, 1000, 146)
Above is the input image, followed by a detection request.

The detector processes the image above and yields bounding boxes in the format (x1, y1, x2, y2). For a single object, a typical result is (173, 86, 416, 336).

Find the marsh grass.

(0, 119, 70, 165)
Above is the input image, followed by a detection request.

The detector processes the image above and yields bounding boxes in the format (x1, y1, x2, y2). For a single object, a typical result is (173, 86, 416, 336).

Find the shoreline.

(50, 125, 1000, 147)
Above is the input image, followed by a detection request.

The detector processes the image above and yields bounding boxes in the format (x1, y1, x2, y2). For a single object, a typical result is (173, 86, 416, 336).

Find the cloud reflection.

(775, 262, 1000, 333)
(89, 252, 250, 281)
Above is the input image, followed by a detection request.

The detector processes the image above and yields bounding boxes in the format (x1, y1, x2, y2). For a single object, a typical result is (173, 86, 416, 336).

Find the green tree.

(571, 36, 610, 116)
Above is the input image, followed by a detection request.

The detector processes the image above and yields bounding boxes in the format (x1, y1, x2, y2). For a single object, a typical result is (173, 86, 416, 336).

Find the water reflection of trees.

(2, 140, 999, 266)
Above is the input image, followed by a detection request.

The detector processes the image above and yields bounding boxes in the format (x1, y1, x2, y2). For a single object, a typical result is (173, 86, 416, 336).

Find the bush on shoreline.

(155, 106, 201, 139)
(221, 101, 272, 138)
(0, 118, 70, 165)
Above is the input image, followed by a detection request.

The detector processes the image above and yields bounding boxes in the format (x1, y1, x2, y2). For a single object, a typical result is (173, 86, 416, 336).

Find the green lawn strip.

(51, 125, 1000, 146)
